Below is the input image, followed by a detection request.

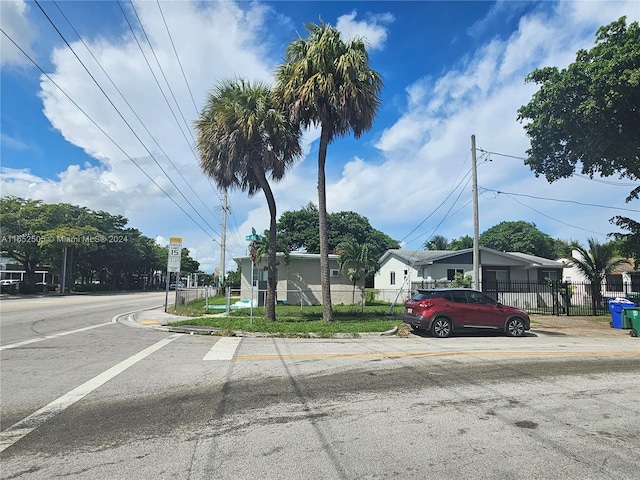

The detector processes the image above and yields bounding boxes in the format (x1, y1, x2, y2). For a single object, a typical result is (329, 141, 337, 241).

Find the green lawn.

(168, 297, 405, 336)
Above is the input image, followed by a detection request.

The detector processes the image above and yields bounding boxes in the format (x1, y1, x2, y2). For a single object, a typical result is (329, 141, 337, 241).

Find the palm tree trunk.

(318, 125, 333, 322)
(256, 168, 277, 321)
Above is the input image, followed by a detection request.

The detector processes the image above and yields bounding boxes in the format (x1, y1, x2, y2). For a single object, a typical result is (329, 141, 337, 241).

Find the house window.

(542, 270, 558, 282)
(252, 266, 273, 284)
(606, 273, 623, 291)
(390, 271, 396, 285)
(447, 269, 464, 281)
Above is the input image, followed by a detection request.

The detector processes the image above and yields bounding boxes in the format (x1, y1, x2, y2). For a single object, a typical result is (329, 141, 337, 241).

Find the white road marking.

(0, 322, 113, 351)
(0, 334, 181, 453)
(203, 337, 242, 360)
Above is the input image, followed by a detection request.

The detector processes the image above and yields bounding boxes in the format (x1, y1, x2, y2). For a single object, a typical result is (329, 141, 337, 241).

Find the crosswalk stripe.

(203, 337, 242, 360)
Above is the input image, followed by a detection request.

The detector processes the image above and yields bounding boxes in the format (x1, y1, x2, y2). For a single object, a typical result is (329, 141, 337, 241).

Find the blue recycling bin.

(608, 298, 636, 328)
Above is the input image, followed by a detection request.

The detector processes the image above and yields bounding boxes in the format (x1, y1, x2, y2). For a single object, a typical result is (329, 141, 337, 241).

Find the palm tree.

(424, 235, 449, 250)
(337, 239, 379, 306)
(274, 20, 383, 322)
(569, 238, 626, 313)
(194, 79, 302, 321)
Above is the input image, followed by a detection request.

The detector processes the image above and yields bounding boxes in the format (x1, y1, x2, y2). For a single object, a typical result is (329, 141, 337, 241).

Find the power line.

(480, 187, 638, 213)
(33, 0, 221, 238)
(156, 0, 199, 115)
(0, 27, 218, 243)
(50, 0, 221, 223)
(477, 147, 637, 187)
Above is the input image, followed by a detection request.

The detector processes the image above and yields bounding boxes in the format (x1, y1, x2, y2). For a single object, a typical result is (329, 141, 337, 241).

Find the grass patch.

(168, 298, 404, 335)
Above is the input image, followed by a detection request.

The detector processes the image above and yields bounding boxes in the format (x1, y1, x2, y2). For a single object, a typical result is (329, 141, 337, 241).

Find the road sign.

(167, 237, 182, 273)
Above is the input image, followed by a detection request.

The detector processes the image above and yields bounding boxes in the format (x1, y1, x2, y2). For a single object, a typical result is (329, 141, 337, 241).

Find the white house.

(375, 247, 564, 303)
(233, 252, 359, 306)
(560, 249, 640, 300)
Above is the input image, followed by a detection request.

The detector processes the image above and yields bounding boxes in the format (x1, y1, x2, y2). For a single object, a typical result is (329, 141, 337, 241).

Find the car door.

(446, 290, 475, 325)
(466, 290, 502, 327)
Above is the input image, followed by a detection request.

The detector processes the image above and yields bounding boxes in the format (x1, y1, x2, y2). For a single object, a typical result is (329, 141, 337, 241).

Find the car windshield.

(411, 291, 446, 301)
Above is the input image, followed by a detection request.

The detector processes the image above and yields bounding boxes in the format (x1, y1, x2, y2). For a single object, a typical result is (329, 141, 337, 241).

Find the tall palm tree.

(194, 79, 302, 321)
(274, 20, 383, 322)
(570, 238, 626, 312)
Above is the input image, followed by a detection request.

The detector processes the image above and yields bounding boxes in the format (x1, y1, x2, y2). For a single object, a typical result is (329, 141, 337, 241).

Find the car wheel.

(506, 317, 525, 337)
(431, 318, 452, 338)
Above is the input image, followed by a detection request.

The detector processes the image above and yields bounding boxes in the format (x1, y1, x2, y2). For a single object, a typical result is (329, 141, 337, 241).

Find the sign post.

(165, 236, 182, 312)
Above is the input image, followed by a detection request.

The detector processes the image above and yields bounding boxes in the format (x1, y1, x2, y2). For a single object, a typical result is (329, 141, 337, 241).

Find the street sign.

(167, 236, 182, 273)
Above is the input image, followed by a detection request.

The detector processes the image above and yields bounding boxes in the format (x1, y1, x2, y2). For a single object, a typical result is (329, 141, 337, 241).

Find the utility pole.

(471, 134, 480, 290)
(219, 189, 228, 287)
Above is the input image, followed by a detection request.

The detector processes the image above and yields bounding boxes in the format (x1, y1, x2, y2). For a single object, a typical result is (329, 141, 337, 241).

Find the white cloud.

(0, 0, 36, 67)
(2, 0, 638, 272)
(336, 10, 393, 50)
(344, 0, 640, 248)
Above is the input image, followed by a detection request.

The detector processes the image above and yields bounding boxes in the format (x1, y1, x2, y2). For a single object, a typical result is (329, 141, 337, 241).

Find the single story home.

(560, 250, 640, 299)
(233, 252, 358, 306)
(374, 247, 564, 306)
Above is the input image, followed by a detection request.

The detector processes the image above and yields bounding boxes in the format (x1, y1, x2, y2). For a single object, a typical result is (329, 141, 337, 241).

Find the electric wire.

(497, 191, 607, 236)
(156, 0, 199, 115)
(0, 27, 218, 243)
(50, 0, 220, 223)
(33, 0, 221, 239)
(121, 0, 223, 205)
(480, 188, 638, 213)
(477, 147, 637, 187)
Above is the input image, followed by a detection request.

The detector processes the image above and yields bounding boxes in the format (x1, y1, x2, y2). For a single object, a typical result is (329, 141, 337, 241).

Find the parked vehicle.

(402, 288, 530, 338)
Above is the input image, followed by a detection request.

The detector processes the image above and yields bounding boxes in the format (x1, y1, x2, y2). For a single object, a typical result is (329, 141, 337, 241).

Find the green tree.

(448, 235, 474, 250)
(194, 79, 302, 321)
(277, 203, 320, 253)
(276, 207, 398, 271)
(423, 235, 449, 250)
(517, 17, 639, 263)
(336, 238, 378, 305)
(609, 216, 640, 268)
(1, 197, 50, 287)
(569, 238, 627, 312)
(517, 17, 639, 201)
(275, 21, 383, 322)
(479, 221, 556, 258)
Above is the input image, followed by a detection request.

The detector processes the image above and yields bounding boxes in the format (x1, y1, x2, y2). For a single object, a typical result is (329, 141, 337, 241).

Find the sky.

(1, 0, 639, 275)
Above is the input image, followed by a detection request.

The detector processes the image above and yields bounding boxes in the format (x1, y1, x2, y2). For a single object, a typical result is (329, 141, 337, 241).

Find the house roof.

(379, 247, 563, 268)
(233, 251, 340, 263)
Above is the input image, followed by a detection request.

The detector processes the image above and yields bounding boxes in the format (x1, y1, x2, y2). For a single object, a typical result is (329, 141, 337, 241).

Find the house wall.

(237, 254, 356, 305)
(375, 255, 418, 290)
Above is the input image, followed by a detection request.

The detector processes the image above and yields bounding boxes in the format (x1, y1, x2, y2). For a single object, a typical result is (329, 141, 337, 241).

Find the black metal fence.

(387, 280, 640, 316)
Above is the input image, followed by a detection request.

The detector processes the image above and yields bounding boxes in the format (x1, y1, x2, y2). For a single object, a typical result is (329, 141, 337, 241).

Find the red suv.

(402, 288, 530, 338)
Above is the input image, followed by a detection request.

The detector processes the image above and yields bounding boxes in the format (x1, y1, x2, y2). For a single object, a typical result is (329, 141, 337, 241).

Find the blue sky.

(1, 0, 638, 274)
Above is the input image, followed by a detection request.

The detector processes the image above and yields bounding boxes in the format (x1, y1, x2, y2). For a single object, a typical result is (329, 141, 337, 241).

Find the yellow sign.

(169, 237, 182, 243)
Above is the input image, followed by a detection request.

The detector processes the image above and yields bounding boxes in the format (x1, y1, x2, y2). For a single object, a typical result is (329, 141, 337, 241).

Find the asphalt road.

(1, 292, 639, 479)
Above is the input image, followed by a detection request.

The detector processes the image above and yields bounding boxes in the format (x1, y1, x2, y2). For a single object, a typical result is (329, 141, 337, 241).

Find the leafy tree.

(276, 207, 399, 270)
(569, 238, 627, 312)
(337, 238, 379, 305)
(517, 17, 639, 264)
(423, 235, 449, 250)
(609, 216, 640, 268)
(479, 221, 555, 258)
(517, 17, 640, 201)
(275, 21, 383, 322)
(226, 267, 242, 288)
(448, 235, 474, 250)
(194, 79, 302, 321)
(276, 203, 320, 253)
(0, 197, 50, 287)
